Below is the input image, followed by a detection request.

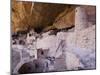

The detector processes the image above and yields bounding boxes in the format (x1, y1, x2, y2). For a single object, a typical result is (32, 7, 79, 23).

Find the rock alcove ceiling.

(12, 0, 77, 33)
(12, 0, 96, 33)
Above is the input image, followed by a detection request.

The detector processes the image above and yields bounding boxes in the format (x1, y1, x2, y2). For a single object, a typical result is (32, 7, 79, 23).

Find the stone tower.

(75, 6, 88, 32)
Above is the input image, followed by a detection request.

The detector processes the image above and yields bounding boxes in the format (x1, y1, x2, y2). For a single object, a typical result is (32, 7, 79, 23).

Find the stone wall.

(11, 2, 96, 74)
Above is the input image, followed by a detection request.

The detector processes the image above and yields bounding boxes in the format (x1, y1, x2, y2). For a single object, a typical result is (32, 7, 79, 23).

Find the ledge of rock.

(12, 0, 77, 33)
(12, 0, 95, 33)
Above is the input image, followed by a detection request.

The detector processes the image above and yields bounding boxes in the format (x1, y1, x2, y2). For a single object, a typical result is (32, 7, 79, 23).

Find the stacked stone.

(75, 6, 88, 32)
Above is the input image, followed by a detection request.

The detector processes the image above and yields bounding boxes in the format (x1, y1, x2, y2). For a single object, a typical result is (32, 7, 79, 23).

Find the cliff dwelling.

(11, 0, 96, 74)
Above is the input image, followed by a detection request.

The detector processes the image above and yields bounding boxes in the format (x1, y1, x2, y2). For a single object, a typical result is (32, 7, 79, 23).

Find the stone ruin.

(11, 6, 96, 74)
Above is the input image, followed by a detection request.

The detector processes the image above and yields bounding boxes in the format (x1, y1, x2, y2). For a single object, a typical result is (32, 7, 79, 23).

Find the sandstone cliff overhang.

(12, 0, 96, 33)
(12, 0, 76, 33)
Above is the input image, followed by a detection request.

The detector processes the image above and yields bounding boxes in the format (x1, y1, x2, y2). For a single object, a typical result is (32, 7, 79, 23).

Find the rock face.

(53, 6, 75, 29)
(12, 0, 96, 33)
(11, 1, 96, 74)
(12, 0, 70, 32)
